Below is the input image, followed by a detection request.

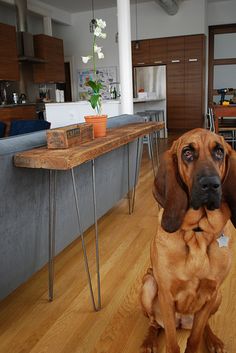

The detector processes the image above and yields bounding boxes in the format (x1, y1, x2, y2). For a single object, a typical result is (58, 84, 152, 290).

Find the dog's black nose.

(199, 175, 220, 191)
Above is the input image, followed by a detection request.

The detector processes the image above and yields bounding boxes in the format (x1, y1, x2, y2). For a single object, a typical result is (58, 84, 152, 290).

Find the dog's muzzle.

(190, 174, 222, 210)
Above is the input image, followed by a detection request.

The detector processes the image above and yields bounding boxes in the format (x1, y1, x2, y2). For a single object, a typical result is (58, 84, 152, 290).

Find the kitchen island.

(45, 98, 167, 137)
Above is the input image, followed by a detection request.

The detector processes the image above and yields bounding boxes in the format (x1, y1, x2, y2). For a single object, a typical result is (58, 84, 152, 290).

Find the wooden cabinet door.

(132, 40, 149, 66)
(0, 23, 19, 81)
(149, 38, 167, 65)
(167, 36, 185, 130)
(167, 36, 185, 64)
(184, 35, 205, 129)
(33, 35, 65, 83)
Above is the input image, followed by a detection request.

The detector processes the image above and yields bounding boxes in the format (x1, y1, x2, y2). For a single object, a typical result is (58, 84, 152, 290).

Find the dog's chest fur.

(153, 206, 232, 322)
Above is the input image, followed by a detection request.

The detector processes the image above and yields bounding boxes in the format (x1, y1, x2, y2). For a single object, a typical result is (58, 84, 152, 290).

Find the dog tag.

(216, 234, 229, 248)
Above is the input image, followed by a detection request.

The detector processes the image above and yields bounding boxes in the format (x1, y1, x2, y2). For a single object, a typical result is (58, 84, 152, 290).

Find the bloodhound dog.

(141, 128, 236, 353)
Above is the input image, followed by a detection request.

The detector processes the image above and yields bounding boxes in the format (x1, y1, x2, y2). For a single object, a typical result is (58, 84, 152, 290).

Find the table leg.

(131, 138, 141, 214)
(127, 143, 132, 215)
(91, 159, 101, 310)
(48, 169, 56, 301)
(149, 133, 156, 178)
(70, 168, 98, 311)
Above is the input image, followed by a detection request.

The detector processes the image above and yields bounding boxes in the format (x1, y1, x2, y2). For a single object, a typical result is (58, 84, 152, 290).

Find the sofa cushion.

(0, 121, 6, 137)
(9, 120, 51, 136)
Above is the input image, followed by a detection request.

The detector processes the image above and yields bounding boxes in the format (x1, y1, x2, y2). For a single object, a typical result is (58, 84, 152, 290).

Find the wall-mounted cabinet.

(132, 38, 167, 66)
(0, 23, 19, 81)
(33, 34, 65, 83)
(132, 34, 206, 131)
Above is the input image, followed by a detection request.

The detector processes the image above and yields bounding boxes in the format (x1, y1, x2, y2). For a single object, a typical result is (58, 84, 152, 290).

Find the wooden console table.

(212, 105, 236, 133)
(14, 121, 164, 310)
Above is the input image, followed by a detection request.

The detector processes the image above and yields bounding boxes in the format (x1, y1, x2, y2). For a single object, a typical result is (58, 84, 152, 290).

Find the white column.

(43, 16, 52, 36)
(117, 0, 133, 114)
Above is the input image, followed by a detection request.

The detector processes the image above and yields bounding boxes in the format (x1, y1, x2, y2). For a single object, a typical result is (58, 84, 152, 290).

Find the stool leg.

(48, 170, 56, 301)
(71, 168, 97, 311)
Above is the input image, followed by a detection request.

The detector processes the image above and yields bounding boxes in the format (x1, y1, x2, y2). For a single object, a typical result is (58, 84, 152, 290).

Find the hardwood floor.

(0, 137, 236, 353)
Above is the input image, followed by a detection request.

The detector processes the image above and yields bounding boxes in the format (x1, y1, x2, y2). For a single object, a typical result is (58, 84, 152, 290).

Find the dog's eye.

(182, 148, 194, 162)
(214, 147, 224, 160)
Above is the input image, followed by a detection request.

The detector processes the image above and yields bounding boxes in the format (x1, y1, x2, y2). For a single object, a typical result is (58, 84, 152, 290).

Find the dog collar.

(217, 233, 229, 248)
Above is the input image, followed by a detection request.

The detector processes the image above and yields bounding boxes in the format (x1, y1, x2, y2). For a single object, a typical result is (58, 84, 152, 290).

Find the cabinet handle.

(188, 58, 198, 62)
(154, 60, 163, 64)
(171, 59, 180, 63)
(137, 62, 145, 65)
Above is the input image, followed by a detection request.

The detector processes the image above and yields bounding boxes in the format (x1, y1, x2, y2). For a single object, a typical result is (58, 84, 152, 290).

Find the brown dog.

(141, 128, 236, 353)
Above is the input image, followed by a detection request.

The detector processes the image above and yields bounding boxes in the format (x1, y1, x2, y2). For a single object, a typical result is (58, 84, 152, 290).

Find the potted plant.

(82, 19, 107, 137)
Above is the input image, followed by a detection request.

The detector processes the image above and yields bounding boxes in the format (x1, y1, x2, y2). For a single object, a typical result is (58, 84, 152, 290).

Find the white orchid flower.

(99, 32, 107, 39)
(94, 44, 102, 54)
(94, 26, 102, 37)
(98, 52, 104, 59)
(96, 19, 106, 29)
(81, 55, 92, 63)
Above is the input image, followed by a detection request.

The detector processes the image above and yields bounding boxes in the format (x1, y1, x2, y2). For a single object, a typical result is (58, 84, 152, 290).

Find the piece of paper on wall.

(77, 67, 117, 100)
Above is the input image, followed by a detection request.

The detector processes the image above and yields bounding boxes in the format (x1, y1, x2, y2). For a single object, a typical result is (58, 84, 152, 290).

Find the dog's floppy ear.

(153, 149, 188, 233)
(223, 151, 236, 228)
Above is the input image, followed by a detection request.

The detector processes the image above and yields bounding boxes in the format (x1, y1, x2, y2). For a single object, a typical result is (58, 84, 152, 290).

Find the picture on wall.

(77, 66, 117, 100)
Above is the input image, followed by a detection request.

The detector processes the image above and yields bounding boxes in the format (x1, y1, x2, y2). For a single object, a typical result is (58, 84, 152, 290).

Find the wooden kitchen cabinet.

(33, 34, 65, 83)
(149, 38, 167, 65)
(184, 35, 205, 130)
(132, 38, 167, 65)
(167, 34, 205, 131)
(0, 23, 19, 81)
(132, 40, 149, 66)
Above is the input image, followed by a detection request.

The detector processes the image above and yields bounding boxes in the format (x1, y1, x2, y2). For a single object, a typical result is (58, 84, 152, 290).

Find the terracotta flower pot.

(84, 115, 108, 138)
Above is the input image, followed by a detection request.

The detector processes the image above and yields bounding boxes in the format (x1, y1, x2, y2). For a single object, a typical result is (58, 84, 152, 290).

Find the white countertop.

(133, 97, 166, 103)
(45, 100, 121, 107)
(46, 98, 165, 106)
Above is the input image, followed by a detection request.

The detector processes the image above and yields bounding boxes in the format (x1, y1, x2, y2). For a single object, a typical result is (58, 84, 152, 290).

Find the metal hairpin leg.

(154, 131, 160, 167)
(127, 143, 132, 214)
(71, 168, 99, 311)
(131, 138, 141, 213)
(49, 169, 56, 301)
(149, 133, 156, 178)
(91, 159, 101, 310)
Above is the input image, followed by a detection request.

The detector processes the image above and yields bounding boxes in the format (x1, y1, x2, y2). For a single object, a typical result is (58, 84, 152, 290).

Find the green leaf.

(89, 94, 100, 109)
(86, 80, 104, 93)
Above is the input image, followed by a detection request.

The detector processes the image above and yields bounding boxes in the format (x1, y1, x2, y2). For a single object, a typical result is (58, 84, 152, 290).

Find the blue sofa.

(0, 114, 144, 300)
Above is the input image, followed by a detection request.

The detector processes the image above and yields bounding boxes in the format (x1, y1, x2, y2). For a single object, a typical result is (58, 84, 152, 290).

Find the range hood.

(15, 0, 46, 63)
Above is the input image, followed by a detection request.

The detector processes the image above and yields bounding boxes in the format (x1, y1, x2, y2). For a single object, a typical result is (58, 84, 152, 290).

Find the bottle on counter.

(12, 93, 18, 104)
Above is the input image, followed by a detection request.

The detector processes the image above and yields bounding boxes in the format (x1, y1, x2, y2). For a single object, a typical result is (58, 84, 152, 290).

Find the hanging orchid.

(81, 19, 107, 114)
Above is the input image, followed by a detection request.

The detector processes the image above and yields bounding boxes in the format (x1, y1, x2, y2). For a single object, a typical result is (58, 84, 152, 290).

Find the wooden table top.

(14, 122, 164, 170)
(213, 105, 236, 117)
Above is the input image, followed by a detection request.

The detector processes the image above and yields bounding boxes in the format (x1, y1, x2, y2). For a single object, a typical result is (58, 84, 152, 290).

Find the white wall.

(208, 0, 236, 26)
(53, 0, 208, 101)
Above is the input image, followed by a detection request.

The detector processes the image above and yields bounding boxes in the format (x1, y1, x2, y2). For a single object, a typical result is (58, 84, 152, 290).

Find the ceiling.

(38, 0, 150, 13)
(38, 0, 231, 14)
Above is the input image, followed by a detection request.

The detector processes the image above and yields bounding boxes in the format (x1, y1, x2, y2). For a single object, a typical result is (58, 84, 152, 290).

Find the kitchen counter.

(0, 103, 36, 108)
(133, 97, 165, 103)
(45, 100, 122, 129)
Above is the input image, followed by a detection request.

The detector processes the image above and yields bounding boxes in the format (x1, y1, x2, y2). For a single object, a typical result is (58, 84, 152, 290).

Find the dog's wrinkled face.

(174, 129, 229, 210)
(153, 128, 236, 233)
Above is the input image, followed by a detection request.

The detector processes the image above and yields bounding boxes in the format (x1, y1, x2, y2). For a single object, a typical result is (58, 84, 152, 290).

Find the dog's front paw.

(205, 334, 227, 353)
(140, 340, 158, 353)
(204, 324, 227, 353)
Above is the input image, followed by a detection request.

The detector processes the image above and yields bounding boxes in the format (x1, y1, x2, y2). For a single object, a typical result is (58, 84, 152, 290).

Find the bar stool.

(136, 111, 159, 174)
(145, 109, 166, 138)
